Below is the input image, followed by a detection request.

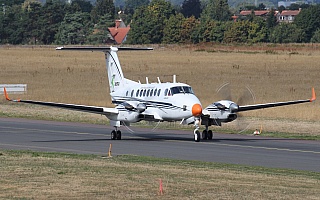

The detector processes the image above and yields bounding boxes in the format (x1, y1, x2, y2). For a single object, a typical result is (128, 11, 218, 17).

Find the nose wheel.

(111, 129, 122, 140)
(194, 130, 200, 142)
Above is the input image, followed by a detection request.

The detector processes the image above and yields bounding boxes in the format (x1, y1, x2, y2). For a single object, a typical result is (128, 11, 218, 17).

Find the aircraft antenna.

(157, 77, 161, 84)
(173, 75, 176, 83)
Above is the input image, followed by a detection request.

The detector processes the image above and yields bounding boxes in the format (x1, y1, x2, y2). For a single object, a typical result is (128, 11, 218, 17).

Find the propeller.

(216, 82, 256, 133)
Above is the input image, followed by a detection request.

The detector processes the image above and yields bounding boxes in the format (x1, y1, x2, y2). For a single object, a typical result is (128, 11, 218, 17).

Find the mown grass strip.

(0, 150, 319, 199)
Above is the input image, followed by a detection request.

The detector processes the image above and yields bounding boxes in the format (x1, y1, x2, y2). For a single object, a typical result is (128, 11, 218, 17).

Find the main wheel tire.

(194, 130, 201, 142)
(111, 130, 116, 140)
(207, 130, 213, 140)
(202, 130, 208, 140)
(116, 130, 122, 140)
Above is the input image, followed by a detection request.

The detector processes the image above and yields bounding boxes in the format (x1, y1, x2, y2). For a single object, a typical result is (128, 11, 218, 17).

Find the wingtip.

(4, 87, 10, 101)
(310, 87, 316, 102)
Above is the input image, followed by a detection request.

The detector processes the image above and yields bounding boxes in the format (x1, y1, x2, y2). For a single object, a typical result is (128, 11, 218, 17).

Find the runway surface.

(0, 117, 319, 172)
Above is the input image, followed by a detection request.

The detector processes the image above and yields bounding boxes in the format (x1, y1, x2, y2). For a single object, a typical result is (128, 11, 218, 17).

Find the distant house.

(278, 9, 301, 23)
(239, 10, 269, 17)
(108, 19, 130, 44)
(239, 10, 280, 20)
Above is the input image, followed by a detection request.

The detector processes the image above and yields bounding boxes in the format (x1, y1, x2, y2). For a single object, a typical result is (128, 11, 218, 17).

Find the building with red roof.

(278, 9, 301, 23)
(108, 19, 130, 44)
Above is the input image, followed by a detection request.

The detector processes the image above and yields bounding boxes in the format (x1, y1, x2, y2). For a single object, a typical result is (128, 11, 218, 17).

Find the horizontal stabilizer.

(56, 46, 153, 52)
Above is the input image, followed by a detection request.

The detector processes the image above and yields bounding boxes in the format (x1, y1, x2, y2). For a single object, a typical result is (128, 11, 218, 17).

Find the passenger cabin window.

(154, 89, 157, 96)
(126, 91, 129, 96)
(150, 89, 153, 96)
(131, 90, 134, 97)
(136, 89, 139, 97)
(143, 90, 146, 97)
(147, 89, 150, 97)
(140, 89, 143, 97)
(164, 89, 168, 96)
(158, 89, 161, 96)
(170, 86, 194, 95)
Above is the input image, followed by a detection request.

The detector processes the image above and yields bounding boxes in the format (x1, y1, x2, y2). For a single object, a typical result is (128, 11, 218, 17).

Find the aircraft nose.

(192, 103, 202, 117)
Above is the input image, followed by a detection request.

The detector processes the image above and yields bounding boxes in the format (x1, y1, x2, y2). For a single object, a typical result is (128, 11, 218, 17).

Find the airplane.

(3, 46, 316, 142)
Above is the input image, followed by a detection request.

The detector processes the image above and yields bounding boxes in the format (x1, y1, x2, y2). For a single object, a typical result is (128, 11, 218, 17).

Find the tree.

(181, 0, 202, 18)
(1, 4, 27, 44)
(87, 13, 114, 44)
(163, 13, 184, 43)
(127, 0, 174, 44)
(311, 29, 320, 43)
(90, 0, 114, 24)
(278, 5, 285, 13)
(294, 5, 320, 42)
(180, 15, 199, 43)
(24, 1, 43, 44)
(123, 0, 149, 24)
(288, 3, 300, 10)
(38, 0, 66, 44)
(269, 23, 305, 43)
(248, 18, 268, 43)
(0, 0, 24, 7)
(124, 0, 149, 12)
(224, 20, 251, 43)
(71, 0, 93, 13)
(266, 8, 277, 29)
(257, 3, 266, 10)
(55, 12, 92, 44)
(201, 0, 231, 21)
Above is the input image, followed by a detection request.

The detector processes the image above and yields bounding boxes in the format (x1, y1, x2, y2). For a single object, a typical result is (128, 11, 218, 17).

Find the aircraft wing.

(3, 88, 118, 115)
(237, 88, 316, 112)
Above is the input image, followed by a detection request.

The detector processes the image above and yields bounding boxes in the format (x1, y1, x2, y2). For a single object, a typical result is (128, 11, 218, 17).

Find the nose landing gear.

(111, 127, 122, 140)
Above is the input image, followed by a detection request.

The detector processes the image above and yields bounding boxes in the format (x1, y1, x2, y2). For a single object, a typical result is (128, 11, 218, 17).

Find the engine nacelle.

(122, 101, 146, 113)
(201, 100, 239, 126)
(136, 103, 146, 113)
(117, 109, 140, 123)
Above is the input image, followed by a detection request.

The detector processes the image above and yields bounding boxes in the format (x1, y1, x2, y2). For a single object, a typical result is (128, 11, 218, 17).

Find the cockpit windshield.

(170, 86, 194, 95)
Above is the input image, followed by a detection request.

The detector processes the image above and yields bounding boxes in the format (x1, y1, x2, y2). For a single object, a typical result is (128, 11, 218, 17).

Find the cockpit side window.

(170, 86, 194, 95)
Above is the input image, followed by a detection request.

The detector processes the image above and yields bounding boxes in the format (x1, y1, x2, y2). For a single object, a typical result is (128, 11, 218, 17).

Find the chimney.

(115, 19, 122, 29)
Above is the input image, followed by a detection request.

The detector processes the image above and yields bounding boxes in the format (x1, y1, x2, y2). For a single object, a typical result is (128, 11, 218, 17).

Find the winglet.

(310, 87, 316, 102)
(4, 87, 11, 101)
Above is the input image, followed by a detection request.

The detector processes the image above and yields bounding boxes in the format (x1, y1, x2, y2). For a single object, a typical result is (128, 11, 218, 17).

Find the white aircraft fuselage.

(109, 81, 202, 123)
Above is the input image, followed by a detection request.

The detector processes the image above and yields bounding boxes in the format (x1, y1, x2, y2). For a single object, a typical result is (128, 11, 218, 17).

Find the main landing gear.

(201, 129, 213, 140)
(111, 127, 122, 140)
(193, 129, 214, 142)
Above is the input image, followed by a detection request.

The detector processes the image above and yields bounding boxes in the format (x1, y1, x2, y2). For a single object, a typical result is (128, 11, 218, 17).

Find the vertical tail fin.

(105, 47, 125, 93)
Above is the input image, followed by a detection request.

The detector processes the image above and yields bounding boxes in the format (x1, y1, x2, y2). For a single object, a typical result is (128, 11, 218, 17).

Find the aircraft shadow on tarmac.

(31, 132, 298, 143)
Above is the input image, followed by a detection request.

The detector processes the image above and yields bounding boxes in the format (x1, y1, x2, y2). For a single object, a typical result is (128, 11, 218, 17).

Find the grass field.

(0, 44, 320, 136)
(0, 150, 319, 200)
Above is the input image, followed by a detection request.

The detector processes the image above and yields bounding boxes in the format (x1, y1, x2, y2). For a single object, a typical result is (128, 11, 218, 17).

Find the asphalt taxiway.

(0, 117, 319, 172)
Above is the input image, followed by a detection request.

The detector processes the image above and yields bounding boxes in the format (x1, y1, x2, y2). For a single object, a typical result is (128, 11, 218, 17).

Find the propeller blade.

(216, 82, 232, 101)
(237, 86, 256, 106)
(215, 83, 256, 133)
